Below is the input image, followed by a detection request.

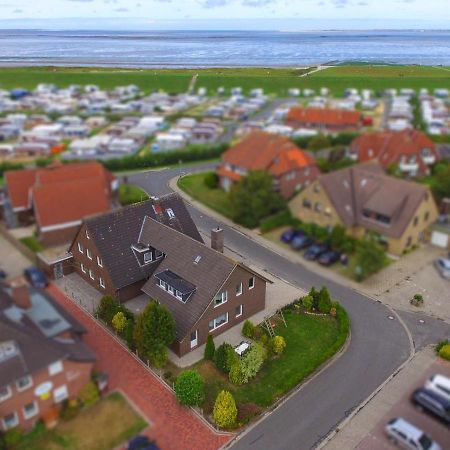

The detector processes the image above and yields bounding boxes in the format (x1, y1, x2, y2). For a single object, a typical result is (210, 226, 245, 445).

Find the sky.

(0, 0, 449, 30)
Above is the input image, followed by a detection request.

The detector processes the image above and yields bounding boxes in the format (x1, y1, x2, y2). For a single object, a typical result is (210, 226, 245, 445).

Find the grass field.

(0, 65, 449, 96)
(119, 183, 149, 206)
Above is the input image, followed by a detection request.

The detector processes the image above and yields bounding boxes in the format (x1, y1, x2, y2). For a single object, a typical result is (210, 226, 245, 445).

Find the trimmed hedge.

(259, 209, 301, 233)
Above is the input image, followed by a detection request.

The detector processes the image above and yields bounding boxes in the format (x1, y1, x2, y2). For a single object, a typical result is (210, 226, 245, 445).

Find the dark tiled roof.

(154, 270, 197, 295)
(81, 193, 204, 290)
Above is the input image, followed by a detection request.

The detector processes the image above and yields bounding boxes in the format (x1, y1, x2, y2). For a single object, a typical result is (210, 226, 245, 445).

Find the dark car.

(0, 269, 6, 280)
(128, 436, 160, 450)
(412, 387, 450, 424)
(24, 267, 48, 289)
(281, 228, 303, 243)
(304, 244, 328, 261)
(318, 251, 341, 266)
(291, 235, 313, 251)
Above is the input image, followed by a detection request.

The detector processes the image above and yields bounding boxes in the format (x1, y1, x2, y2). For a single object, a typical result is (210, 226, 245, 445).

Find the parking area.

(0, 232, 32, 277)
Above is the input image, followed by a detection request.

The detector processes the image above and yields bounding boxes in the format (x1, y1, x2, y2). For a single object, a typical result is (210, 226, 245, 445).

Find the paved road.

(127, 166, 448, 450)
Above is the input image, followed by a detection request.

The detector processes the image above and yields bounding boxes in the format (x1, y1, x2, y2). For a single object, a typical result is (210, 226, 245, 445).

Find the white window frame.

(97, 256, 103, 267)
(81, 263, 86, 274)
(53, 385, 69, 403)
(23, 401, 39, 420)
(0, 385, 11, 403)
(89, 269, 95, 280)
(159, 279, 167, 290)
(16, 375, 33, 392)
(168, 285, 174, 295)
(144, 252, 153, 264)
(235, 304, 243, 318)
(2, 412, 18, 430)
(99, 277, 105, 289)
(209, 313, 228, 331)
(86, 248, 92, 260)
(213, 290, 228, 308)
(236, 282, 243, 297)
(175, 290, 183, 300)
(48, 360, 63, 376)
(249, 277, 255, 290)
(78, 242, 83, 254)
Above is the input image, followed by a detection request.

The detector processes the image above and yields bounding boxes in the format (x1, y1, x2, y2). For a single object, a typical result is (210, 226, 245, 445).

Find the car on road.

(425, 374, 450, 402)
(128, 435, 160, 450)
(24, 267, 48, 289)
(434, 258, 450, 280)
(318, 251, 341, 266)
(385, 417, 441, 450)
(280, 228, 304, 243)
(412, 387, 450, 424)
(304, 244, 329, 261)
(291, 235, 314, 251)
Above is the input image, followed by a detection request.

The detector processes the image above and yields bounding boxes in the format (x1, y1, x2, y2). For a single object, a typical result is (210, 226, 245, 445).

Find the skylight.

(194, 255, 202, 264)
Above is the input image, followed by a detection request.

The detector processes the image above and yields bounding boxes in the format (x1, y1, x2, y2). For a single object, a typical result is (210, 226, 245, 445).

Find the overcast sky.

(0, 0, 449, 29)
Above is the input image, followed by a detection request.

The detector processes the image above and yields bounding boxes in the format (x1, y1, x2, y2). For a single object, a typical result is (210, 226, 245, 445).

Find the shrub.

(213, 391, 238, 429)
(270, 336, 286, 355)
(96, 295, 119, 324)
(308, 287, 320, 310)
(242, 320, 255, 339)
(149, 344, 169, 369)
(60, 399, 80, 420)
(204, 172, 219, 189)
(237, 403, 262, 424)
(112, 311, 127, 333)
(318, 287, 332, 314)
(410, 294, 424, 307)
(439, 344, 450, 361)
(78, 381, 99, 407)
(204, 335, 215, 360)
(240, 343, 266, 382)
(302, 295, 313, 311)
(229, 362, 246, 385)
(3, 427, 23, 448)
(330, 307, 337, 317)
(436, 339, 449, 354)
(259, 209, 301, 233)
(175, 370, 204, 406)
(214, 343, 234, 373)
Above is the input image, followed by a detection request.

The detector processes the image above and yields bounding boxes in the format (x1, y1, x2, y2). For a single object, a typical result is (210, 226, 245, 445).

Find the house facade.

(217, 131, 319, 199)
(0, 279, 96, 431)
(289, 162, 439, 256)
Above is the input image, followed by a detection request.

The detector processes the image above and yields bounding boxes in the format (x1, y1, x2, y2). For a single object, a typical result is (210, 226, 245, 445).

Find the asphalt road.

(127, 165, 449, 450)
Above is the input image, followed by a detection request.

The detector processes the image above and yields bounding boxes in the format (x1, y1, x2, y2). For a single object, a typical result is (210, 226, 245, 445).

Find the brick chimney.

(211, 227, 224, 253)
(10, 278, 32, 310)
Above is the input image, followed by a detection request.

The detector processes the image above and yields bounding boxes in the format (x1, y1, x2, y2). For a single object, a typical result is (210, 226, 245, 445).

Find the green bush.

(3, 427, 23, 448)
(78, 381, 99, 407)
(410, 294, 424, 307)
(214, 343, 234, 373)
(318, 287, 332, 314)
(229, 362, 246, 385)
(240, 343, 266, 382)
(112, 311, 127, 333)
(259, 210, 301, 233)
(96, 295, 120, 324)
(302, 295, 313, 311)
(242, 320, 255, 339)
(204, 335, 215, 360)
(436, 339, 449, 354)
(60, 399, 80, 421)
(270, 336, 286, 355)
(439, 344, 450, 361)
(204, 172, 219, 189)
(175, 370, 204, 406)
(213, 391, 238, 429)
(0, 161, 25, 177)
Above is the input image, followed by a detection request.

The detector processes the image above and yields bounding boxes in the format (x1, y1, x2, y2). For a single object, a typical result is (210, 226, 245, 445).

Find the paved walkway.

(47, 283, 233, 450)
(0, 233, 32, 277)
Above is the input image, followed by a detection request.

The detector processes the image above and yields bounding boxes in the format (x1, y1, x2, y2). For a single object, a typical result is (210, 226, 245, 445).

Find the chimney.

(211, 227, 224, 253)
(10, 278, 32, 310)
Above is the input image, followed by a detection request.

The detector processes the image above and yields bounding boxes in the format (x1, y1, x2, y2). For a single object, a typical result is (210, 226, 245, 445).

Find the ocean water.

(1, 29, 450, 67)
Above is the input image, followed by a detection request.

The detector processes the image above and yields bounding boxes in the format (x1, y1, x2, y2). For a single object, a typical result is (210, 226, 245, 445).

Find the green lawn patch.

(14, 392, 147, 450)
(119, 184, 149, 206)
(177, 172, 233, 219)
(20, 236, 44, 253)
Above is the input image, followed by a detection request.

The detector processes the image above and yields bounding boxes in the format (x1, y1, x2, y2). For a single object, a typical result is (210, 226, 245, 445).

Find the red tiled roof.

(32, 178, 111, 227)
(216, 166, 242, 182)
(287, 107, 362, 127)
(219, 131, 316, 177)
(5, 169, 38, 209)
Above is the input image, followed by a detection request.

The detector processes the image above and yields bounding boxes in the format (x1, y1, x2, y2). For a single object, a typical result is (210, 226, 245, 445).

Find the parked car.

(24, 267, 48, 289)
(412, 387, 450, 424)
(0, 268, 6, 280)
(434, 258, 450, 280)
(128, 436, 159, 450)
(280, 228, 304, 243)
(304, 244, 328, 261)
(425, 374, 450, 402)
(291, 235, 314, 251)
(318, 251, 341, 266)
(385, 417, 441, 450)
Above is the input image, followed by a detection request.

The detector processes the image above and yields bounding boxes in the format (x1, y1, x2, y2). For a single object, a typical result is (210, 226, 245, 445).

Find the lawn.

(177, 172, 233, 219)
(191, 310, 346, 415)
(119, 183, 149, 206)
(20, 236, 44, 253)
(15, 392, 147, 450)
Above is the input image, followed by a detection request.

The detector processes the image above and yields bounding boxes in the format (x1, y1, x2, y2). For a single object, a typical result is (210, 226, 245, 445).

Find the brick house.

(69, 194, 204, 302)
(3, 162, 117, 246)
(217, 131, 319, 199)
(139, 219, 269, 357)
(289, 162, 439, 256)
(0, 279, 95, 431)
(348, 129, 439, 177)
(286, 107, 363, 132)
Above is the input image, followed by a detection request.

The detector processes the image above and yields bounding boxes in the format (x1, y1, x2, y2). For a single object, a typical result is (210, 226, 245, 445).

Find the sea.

(1, 29, 450, 67)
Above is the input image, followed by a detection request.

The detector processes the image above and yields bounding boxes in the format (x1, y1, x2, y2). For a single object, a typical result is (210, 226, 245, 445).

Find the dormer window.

(144, 252, 153, 264)
(155, 270, 196, 303)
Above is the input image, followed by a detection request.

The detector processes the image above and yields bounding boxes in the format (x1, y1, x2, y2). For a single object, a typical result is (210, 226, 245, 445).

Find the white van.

(425, 374, 450, 402)
(385, 417, 441, 450)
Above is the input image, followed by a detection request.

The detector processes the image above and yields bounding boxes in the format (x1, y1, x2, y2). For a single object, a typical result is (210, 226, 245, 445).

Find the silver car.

(434, 258, 450, 280)
(385, 417, 441, 450)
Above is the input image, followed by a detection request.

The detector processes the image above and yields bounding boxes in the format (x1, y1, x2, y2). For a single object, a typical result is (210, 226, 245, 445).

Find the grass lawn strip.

(119, 183, 150, 206)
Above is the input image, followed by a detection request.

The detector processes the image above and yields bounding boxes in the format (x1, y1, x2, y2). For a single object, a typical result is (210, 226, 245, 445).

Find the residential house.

(217, 131, 320, 199)
(0, 278, 96, 431)
(286, 107, 363, 132)
(348, 130, 439, 177)
(289, 162, 439, 256)
(69, 194, 204, 302)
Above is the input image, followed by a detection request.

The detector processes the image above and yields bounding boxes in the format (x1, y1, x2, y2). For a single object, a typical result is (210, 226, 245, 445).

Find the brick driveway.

(47, 284, 233, 450)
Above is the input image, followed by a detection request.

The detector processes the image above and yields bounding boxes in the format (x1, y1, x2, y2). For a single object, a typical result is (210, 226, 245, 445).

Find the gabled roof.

(76, 193, 204, 290)
(287, 107, 361, 127)
(5, 169, 37, 210)
(316, 162, 432, 238)
(220, 131, 315, 176)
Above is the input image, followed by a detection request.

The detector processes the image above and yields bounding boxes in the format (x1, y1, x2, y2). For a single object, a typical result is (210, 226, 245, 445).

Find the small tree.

(302, 295, 313, 311)
(96, 295, 119, 323)
(204, 172, 219, 189)
(214, 343, 234, 373)
(242, 320, 255, 339)
(354, 237, 386, 281)
(308, 286, 320, 310)
(213, 391, 237, 429)
(204, 335, 215, 360)
(240, 343, 266, 382)
(112, 311, 127, 334)
(439, 344, 450, 361)
(270, 336, 286, 355)
(175, 370, 204, 406)
(78, 381, 99, 407)
(229, 362, 246, 385)
(318, 287, 332, 314)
